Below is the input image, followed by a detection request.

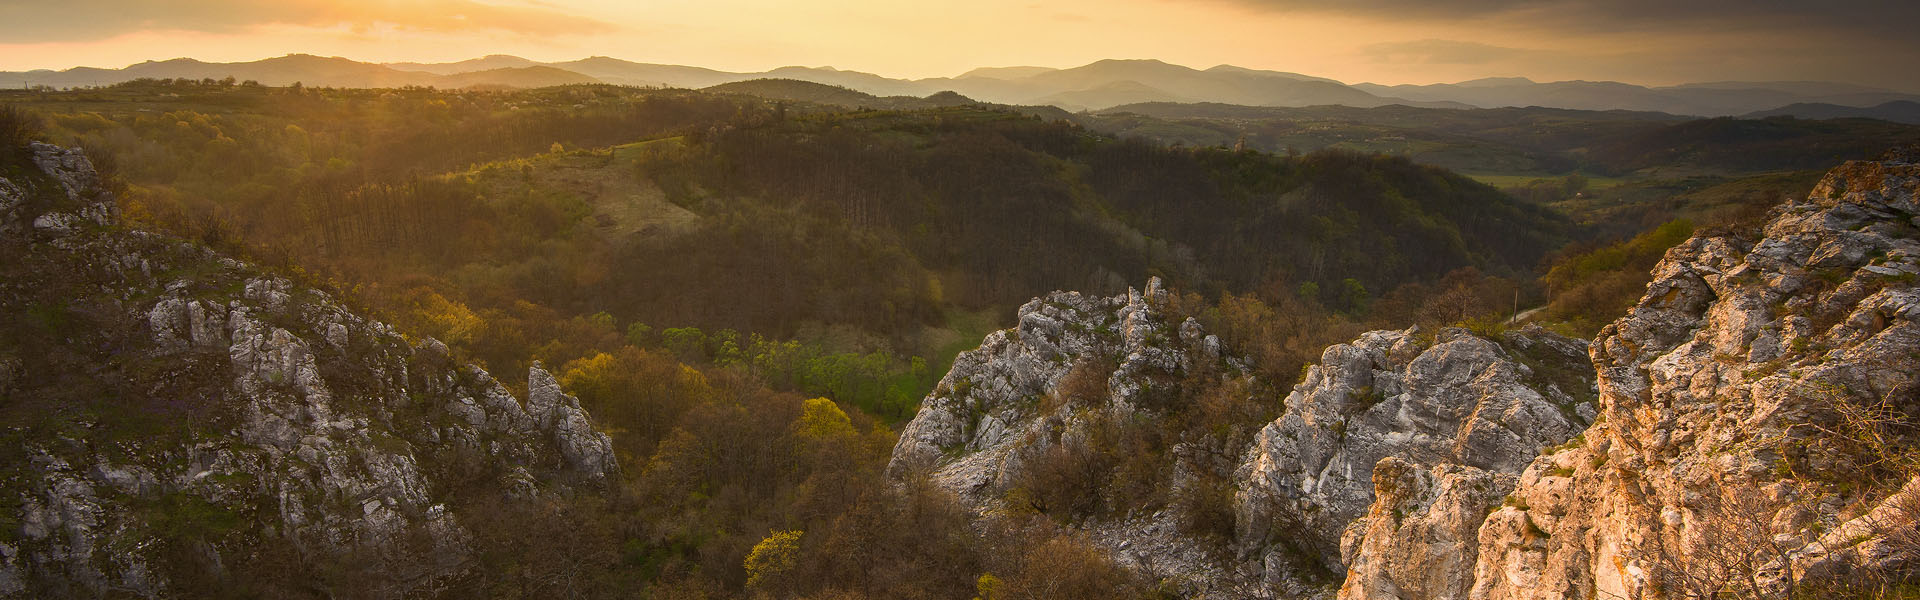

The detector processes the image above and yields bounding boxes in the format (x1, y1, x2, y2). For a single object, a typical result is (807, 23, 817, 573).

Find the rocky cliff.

(888, 276, 1597, 598)
(1452, 150, 1920, 599)
(1234, 324, 1594, 596)
(0, 144, 615, 597)
(893, 150, 1920, 599)
(889, 278, 1224, 494)
(889, 278, 1277, 595)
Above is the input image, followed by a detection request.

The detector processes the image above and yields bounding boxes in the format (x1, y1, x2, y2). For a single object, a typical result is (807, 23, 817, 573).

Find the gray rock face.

(1460, 152, 1920, 599)
(888, 278, 1263, 596)
(1339, 457, 1513, 600)
(1235, 325, 1591, 583)
(529, 362, 619, 477)
(0, 145, 616, 597)
(889, 277, 1228, 500)
(2, 144, 113, 241)
(889, 275, 1597, 598)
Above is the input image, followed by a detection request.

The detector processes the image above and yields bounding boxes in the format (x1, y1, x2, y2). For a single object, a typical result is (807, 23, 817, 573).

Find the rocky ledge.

(1453, 149, 1920, 599)
(0, 144, 614, 597)
(889, 277, 1226, 492)
(1234, 324, 1593, 596)
(888, 278, 1269, 595)
(887, 273, 1598, 598)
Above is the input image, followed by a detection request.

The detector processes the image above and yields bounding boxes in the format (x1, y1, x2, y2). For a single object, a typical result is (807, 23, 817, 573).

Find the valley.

(3, 39, 1920, 600)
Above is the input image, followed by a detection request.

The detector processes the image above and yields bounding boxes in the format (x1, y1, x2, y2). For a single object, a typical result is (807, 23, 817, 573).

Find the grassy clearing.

(919, 304, 1010, 388)
(457, 137, 700, 238)
(1464, 172, 1630, 190)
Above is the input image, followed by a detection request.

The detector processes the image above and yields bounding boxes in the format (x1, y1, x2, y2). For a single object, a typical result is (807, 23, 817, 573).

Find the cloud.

(0, 0, 615, 43)
(1224, 0, 1920, 40)
(1360, 39, 1525, 65)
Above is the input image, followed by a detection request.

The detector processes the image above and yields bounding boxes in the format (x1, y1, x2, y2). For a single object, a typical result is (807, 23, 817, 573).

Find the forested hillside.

(6, 74, 1915, 599)
(1, 81, 1568, 600)
(5, 81, 1572, 419)
(0, 132, 1167, 599)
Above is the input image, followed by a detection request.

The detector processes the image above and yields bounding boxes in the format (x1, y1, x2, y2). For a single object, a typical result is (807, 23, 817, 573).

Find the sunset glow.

(3, 0, 1917, 89)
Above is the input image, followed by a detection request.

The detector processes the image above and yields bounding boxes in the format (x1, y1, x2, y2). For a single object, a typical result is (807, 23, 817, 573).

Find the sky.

(2, 0, 1917, 90)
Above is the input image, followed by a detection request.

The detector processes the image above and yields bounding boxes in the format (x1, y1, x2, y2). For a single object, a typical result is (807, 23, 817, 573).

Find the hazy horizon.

(9, 52, 1920, 95)
(3, 0, 1918, 92)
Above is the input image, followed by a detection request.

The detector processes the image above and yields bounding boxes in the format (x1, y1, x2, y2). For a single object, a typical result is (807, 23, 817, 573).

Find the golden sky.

(3, 0, 1917, 89)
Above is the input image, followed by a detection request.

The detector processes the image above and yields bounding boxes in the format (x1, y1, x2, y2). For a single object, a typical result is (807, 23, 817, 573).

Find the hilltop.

(9, 55, 1920, 116)
(3, 61, 1920, 600)
(885, 148, 1920, 598)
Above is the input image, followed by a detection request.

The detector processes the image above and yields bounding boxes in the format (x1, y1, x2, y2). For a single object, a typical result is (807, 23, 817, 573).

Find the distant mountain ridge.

(0, 54, 595, 90)
(1743, 100, 1920, 124)
(1353, 78, 1920, 117)
(6, 54, 1920, 118)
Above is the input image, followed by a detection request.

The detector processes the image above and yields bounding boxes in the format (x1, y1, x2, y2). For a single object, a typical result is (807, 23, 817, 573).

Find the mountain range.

(8, 54, 1920, 119)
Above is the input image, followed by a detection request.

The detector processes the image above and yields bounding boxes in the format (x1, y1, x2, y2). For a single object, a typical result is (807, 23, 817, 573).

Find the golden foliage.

(796, 397, 857, 440)
(744, 529, 804, 591)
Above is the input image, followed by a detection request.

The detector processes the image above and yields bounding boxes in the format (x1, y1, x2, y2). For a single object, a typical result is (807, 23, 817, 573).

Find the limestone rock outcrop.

(1338, 457, 1513, 600)
(889, 277, 1225, 501)
(1459, 150, 1920, 599)
(888, 278, 1267, 595)
(0, 144, 616, 597)
(888, 273, 1599, 598)
(1235, 324, 1593, 587)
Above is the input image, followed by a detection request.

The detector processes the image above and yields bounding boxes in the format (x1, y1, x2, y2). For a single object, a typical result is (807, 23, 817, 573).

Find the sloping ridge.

(1339, 149, 1920, 599)
(887, 278, 1596, 598)
(0, 144, 616, 596)
(1745, 100, 1920, 125)
(886, 150, 1920, 598)
(1233, 325, 1594, 593)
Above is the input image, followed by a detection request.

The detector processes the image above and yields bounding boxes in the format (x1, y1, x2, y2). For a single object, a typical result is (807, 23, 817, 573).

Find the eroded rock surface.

(1338, 457, 1512, 600)
(888, 278, 1268, 596)
(0, 145, 615, 597)
(1235, 324, 1592, 588)
(889, 277, 1223, 500)
(1461, 150, 1920, 600)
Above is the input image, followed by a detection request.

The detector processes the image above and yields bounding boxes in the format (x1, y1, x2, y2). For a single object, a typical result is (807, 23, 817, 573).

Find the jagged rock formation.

(889, 277, 1220, 498)
(0, 144, 615, 597)
(1456, 151, 1920, 599)
(1234, 325, 1594, 594)
(887, 277, 1599, 598)
(1338, 457, 1512, 600)
(888, 278, 1270, 596)
(902, 150, 1920, 599)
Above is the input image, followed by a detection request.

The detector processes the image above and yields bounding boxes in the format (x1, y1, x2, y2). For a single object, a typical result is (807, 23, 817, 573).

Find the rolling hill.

(702, 78, 976, 110)
(8, 54, 1920, 116)
(1353, 78, 1920, 117)
(1743, 100, 1920, 124)
(0, 54, 599, 89)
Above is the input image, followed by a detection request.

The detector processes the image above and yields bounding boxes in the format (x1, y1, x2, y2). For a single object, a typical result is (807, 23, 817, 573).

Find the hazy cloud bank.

(0, 0, 614, 42)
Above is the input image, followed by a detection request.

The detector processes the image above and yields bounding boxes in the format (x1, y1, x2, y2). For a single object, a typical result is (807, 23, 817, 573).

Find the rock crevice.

(0, 145, 616, 598)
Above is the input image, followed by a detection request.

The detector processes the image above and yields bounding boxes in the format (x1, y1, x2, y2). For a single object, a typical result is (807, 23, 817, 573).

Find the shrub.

(0, 103, 41, 164)
(745, 529, 804, 593)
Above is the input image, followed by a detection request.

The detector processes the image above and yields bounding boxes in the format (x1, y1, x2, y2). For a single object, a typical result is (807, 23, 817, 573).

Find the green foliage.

(1541, 219, 1695, 335)
(1089, 103, 1920, 183)
(1348, 385, 1386, 412)
(623, 321, 652, 347)
(141, 492, 243, 541)
(661, 327, 709, 362)
(0, 83, 1632, 598)
(0, 103, 40, 164)
(558, 348, 709, 459)
(1336, 278, 1370, 314)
